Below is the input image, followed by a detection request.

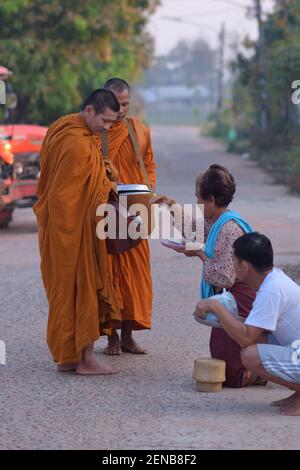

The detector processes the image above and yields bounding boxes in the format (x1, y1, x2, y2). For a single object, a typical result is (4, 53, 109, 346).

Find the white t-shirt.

(245, 268, 300, 345)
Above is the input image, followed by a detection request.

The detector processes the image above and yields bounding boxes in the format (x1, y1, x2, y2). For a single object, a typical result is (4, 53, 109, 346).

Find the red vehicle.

(0, 124, 47, 227)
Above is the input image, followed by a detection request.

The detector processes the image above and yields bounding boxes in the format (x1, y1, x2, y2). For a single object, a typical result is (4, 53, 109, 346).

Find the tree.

(230, 0, 300, 147)
(224, 0, 300, 192)
(0, 0, 159, 124)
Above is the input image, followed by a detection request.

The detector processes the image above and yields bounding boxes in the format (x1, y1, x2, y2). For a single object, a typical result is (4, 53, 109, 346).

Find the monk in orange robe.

(103, 78, 156, 355)
(33, 89, 123, 374)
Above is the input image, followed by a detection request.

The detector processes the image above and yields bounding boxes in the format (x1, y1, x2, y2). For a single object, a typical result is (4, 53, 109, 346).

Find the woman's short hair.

(195, 164, 236, 207)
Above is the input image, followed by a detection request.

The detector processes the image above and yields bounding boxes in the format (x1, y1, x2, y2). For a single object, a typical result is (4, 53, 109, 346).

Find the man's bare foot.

(76, 361, 119, 375)
(244, 371, 267, 386)
(121, 336, 148, 354)
(279, 394, 300, 416)
(57, 363, 77, 372)
(104, 329, 122, 355)
(75, 343, 120, 375)
(271, 392, 297, 407)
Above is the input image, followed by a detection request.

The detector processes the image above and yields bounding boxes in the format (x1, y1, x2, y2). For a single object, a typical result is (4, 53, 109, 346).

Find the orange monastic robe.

(106, 118, 156, 330)
(33, 113, 122, 365)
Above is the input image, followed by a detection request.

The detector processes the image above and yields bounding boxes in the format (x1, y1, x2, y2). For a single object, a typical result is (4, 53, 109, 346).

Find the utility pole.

(217, 22, 225, 115)
(255, 0, 269, 132)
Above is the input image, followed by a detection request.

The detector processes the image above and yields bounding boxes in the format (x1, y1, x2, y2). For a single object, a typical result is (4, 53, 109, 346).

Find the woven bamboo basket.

(193, 357, 226, 393)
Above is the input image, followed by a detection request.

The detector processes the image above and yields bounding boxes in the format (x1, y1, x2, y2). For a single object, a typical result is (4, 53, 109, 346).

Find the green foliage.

(231, 0, 300, 140)
(0, 0, 159, 124)
(211, 0, 300, 192)
(252, 144, 300, 194)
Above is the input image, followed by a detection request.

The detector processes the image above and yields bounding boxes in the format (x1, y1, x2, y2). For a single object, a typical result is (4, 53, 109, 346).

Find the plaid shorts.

(257, 338, 300, 384)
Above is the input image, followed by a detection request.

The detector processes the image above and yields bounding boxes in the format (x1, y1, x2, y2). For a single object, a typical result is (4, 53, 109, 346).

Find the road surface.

(0, 126, 300, 450)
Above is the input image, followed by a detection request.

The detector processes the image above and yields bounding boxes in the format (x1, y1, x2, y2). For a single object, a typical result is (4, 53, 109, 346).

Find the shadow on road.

(0, 221, 38, 235)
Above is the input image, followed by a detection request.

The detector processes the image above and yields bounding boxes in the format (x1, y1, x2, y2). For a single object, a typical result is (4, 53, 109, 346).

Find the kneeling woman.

(153, 164, 260, 387)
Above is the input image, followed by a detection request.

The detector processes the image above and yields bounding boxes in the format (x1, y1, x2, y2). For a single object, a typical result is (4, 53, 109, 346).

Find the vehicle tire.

(0, 208, 14, 229)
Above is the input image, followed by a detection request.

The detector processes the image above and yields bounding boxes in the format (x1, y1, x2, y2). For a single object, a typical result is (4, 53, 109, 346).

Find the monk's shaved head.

(104, 78, 131, 96)
(81, 88, 120, 115)
(104, 78, 131, 122)
(81, 88, 120, 134)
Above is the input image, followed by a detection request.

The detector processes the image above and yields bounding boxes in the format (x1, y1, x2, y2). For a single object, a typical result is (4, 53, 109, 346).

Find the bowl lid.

(117, 184, 150, 193)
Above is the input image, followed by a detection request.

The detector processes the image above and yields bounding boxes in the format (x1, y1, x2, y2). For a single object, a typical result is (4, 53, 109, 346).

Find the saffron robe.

(34, 113, 122, 364)
(106, 118, 156, 329)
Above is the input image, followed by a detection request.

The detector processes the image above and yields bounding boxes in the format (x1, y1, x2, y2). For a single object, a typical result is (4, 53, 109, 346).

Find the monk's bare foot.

(271, 392, 297, 407)
(75, 343, 120, 375)
(279, 394, 300, 416)
(104, 329, 122, 355)
(121, 335, 148, 354)
(76, 361, 119, 375)
(57, 363, 77, 372)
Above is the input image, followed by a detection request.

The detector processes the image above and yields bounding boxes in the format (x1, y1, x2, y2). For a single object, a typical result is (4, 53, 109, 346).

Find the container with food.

(117, 184, 154, 235)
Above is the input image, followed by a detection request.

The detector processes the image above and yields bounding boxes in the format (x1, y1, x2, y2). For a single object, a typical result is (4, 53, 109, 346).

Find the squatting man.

(195, 232, 300, 416)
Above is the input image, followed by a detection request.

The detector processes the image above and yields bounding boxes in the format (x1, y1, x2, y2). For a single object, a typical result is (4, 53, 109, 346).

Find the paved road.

(0, 126, 300, 450)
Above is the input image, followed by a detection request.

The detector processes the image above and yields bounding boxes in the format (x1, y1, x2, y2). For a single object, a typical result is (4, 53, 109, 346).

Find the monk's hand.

(150, 194, 177, 207)
(111, 183, 118, 195)
(195, 300, 216, 319)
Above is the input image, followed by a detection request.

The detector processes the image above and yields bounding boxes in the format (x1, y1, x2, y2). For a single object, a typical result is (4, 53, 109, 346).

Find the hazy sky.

(148, 0, 275, 56)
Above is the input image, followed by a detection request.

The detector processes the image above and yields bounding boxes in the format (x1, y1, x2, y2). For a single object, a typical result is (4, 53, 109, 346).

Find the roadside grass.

(203, 119, 300, 195)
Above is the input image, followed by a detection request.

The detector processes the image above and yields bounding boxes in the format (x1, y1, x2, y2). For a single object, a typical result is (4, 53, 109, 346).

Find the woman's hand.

(177, 247, 207, 260)
(181, 248, 202, 258)
(150, 194, 177, 207)
(163, 245, 205, 258)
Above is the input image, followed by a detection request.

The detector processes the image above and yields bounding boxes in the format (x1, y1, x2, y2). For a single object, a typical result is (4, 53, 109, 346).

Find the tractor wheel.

(0, 208, 14, 229)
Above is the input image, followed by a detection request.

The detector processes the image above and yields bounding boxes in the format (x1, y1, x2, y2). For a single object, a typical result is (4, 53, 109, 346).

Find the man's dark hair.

(233, 232, 274, 272)
(81, 88, 120, 114)
(104, 78, 130, 95)
(195, 164, 236, 207)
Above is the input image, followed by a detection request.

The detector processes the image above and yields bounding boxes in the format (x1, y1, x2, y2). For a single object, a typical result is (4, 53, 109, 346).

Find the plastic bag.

(205, 289, 238, 322)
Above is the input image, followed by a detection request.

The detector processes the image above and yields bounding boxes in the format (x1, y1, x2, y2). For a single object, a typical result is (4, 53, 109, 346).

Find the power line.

(163, 0, 250, 8)
(162, 16, 219, 34)
(182, 7, 242, 18)
(212, 0, 251, 9)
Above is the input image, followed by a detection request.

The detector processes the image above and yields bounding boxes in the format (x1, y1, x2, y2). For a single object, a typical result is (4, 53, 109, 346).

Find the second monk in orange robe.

(103, 78, 156, 354)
